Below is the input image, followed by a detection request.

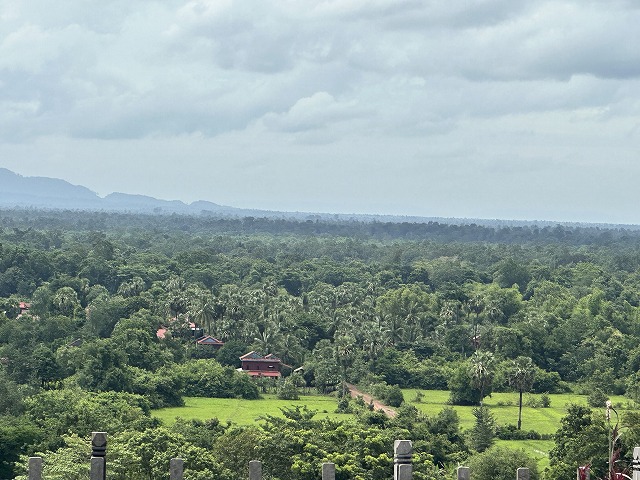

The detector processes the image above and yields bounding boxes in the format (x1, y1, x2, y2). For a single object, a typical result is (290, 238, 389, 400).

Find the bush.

(448, 363, 482, 406)
(587, 388, 608, 408)
(468, 446, 539, 480)
(277, 379, 299, 400)
(171, 360, 260, 399)
(335, 396, 351, 413)
(532, 369, 568, 394)
(495, 424, 542, 440)
(385, 385, 404, 407)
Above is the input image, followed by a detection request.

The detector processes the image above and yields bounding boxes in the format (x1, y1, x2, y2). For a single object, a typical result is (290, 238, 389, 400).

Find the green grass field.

(152, 389, 637, 471)
(402, 389, 634, 434)
(403, 389, 637, 469)
(153, 394, 348, 425)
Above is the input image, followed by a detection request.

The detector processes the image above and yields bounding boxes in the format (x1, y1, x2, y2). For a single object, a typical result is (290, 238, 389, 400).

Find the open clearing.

(153, 394, 348, 425)
(152, 389, 637, 471)
(403, 389, 637, 470)
(402, 390, 635, 434)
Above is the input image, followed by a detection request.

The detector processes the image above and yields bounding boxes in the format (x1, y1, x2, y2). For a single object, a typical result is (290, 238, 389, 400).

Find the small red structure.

(18, 302, 31, 317)
(239, 351, 286, 377)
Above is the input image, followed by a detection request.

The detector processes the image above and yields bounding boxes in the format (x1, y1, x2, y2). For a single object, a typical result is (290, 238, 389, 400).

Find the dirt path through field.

(345, 383, 397, 418)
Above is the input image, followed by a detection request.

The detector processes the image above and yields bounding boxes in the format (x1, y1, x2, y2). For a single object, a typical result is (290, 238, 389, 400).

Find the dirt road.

(345, 383, 397, 418)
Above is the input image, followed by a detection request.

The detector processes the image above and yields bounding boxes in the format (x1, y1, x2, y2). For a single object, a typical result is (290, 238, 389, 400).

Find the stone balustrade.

(25, 433, 640, 480)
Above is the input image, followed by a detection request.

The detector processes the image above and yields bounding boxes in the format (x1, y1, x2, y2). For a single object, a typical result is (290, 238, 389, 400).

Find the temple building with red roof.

(239, 351, 290, 378)
(195, 335, 224, 348)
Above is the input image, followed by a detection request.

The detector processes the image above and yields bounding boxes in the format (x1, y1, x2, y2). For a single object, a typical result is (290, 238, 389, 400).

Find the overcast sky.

(1, 0, 639, 224)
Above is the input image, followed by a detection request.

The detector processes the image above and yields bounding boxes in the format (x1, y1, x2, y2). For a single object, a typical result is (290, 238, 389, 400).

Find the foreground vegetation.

(2, 208, 640, 478)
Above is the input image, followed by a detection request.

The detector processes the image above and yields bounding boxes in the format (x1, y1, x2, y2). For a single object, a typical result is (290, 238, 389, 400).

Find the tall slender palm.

(508, 356, 536, 429)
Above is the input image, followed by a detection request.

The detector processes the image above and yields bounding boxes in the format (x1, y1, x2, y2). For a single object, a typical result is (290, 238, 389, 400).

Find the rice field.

(152, 393, 349, 425)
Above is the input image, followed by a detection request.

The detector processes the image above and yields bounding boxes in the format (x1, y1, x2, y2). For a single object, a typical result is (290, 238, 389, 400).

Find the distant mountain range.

(1, 167, 637, 229)
(0, 167, 289, 218)
(0, 167, 462, 223)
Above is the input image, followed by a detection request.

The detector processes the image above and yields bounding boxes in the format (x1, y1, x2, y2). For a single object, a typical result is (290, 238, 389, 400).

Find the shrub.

(495, 424, 542, 440)
(385, 385, 404, 407)
(468, 446, 539, 480)
(587, 388, 608, 408)
(171, 360, 260, 399)
(277, 379, 299, 400)
(335, 396, 351, 413)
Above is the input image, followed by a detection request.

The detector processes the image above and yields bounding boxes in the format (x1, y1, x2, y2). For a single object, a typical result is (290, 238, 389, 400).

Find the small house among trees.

(239, 351, 290, 377)
(195, 335, 224, 348)
(18, 301, 31, 316)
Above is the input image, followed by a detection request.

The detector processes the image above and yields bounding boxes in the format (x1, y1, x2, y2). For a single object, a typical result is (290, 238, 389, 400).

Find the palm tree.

(469, 350, 495, 406)
(334, 331, 355, 395)
(189, 289, 216, 335)
(53, 287, 80, 317)
(508, 356, 536, 429)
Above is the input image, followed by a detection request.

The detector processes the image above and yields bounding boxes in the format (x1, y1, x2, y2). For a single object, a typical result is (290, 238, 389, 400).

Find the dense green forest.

(1, 208, 640, 479)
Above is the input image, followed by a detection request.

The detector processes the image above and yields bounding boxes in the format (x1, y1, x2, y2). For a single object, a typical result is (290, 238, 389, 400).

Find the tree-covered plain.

(1, 208, 640, 479)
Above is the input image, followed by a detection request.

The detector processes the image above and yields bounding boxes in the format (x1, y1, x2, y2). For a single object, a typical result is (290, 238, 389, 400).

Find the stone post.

(632, 447, 640, 480)
(28, 457, 42, 480)
(517, 467, 530, 480)
(249, 460, 262, 480)
(322, 462, 336, 480)
(457, 466, 470, 480)
(170, 458, 184, 480)
(394, 440, 412, 480)
(90, 457, 105, 480)
(91, 432, 107, 480)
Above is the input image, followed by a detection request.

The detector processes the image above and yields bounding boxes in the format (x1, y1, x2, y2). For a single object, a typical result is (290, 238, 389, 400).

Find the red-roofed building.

(196, 335, 224, 348)
(239, 351, 290, 377)
(18, 302, 31, 317)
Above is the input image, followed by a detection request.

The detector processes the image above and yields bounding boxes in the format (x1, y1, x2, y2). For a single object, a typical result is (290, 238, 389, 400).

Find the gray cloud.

(1, 0, 640, 223)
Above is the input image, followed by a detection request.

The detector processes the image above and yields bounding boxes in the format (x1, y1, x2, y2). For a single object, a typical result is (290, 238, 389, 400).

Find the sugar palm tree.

(469, 350, 495, 406)
(508, 356, 536, 429)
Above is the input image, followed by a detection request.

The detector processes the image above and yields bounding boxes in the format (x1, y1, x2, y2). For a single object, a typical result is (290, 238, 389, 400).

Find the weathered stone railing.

(25, 434, 640, 480)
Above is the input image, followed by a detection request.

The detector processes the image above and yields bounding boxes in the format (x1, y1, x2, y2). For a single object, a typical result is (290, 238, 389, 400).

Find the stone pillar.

(28, 457, 42, 480)
(322, 462, 336, 480)
(249, 460, 262, 480)
(517, 467, 530, 480)
(632, 447, 640, 480)
(394, 440, 412, 480)
(457, 466, 470, 480)
(90, 457, 105, 480)
(170, 458, 184, 480)
(91, 432, 107, 480)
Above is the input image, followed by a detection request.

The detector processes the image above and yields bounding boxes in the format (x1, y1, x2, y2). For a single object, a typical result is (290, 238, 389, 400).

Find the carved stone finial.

(394, 440, 412, 480)
(91, 432, 107, 455)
